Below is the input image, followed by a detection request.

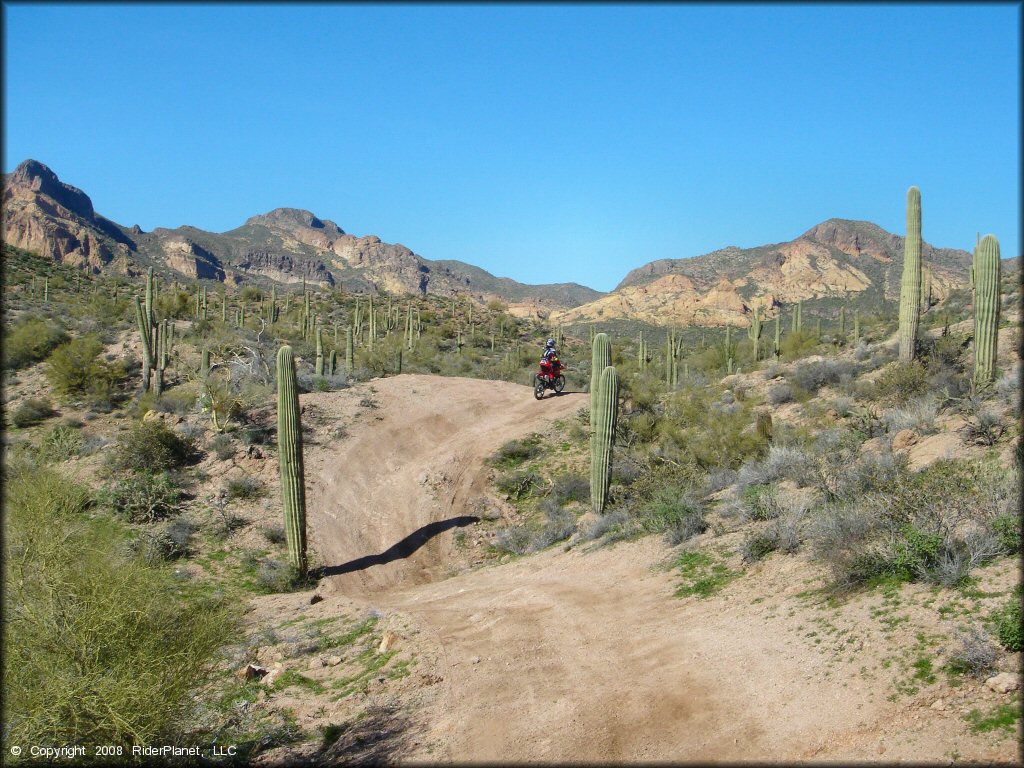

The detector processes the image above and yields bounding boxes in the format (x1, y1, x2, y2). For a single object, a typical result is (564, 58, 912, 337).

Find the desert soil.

(248, 373, 1020, 764)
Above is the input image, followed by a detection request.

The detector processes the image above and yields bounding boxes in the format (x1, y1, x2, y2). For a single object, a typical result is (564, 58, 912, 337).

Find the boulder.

(985, 672, 1020, 694)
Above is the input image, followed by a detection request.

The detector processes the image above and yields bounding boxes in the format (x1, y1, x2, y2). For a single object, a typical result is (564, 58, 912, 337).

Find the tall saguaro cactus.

(590, 365, 619, 513)
(898, 186, 922, 362)
(134, 297, 153, 392)
(590, 333, 612, 432)
(277, 345, 308, 577)
(973, 235, 1001, 386)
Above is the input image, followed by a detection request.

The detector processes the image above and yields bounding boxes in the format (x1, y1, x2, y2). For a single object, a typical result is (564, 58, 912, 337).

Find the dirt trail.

(305, 375, 584, 594)
(300, 375, 1018, 763)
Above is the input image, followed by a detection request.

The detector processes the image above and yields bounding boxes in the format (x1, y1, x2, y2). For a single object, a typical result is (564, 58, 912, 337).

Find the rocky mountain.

(551, 219, 975, 328)
(1, 160, 602, 312)
(2, 160, 136, 272)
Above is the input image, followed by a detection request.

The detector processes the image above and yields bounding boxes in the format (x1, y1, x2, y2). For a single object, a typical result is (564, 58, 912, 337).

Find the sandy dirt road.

(299, 374, 1019, 763)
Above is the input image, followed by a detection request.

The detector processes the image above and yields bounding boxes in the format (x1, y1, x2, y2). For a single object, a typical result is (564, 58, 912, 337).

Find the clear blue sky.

(4, 3, 1020, 292)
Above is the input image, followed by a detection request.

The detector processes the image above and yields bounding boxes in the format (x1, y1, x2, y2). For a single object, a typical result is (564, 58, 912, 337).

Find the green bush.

(11, 397, 56, 428)
(109, 421, 196, 474)
(39, 425, 83, 463)
(44, 335, 126, 402)
(224, 475, 265, 501)
(494, 470, 544, 499)
(102, 472, 183, 523)
(490, 435, 544, 468)
(991, 591, 1022, 652)
(871, 361, 929, 404)
(3, 464, 232, 748)
(992, 513, 1022, 554)
(637, 485, 707, 544)
(3, 317, 67, 370)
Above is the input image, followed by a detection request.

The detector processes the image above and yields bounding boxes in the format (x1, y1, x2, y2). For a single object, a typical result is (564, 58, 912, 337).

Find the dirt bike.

(534, 357, 566, 399)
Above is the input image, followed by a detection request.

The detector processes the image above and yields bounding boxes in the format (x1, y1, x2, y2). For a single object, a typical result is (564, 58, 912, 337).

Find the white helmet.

(546, 338, 556, 348)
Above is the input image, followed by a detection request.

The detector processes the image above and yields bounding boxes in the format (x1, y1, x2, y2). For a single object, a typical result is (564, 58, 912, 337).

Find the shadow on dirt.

(317, 703, 414, 765)
(315, 515, 480, 578)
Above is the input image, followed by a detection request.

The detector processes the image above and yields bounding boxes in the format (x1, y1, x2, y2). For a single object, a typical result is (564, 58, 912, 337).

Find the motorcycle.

(534, 356, 566, 399)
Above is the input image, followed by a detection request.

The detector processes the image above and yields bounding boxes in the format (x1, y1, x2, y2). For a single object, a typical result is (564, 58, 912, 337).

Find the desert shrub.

(529, 502, 576, 551)
(703, 467, 737, 494)
(210, 433, 236, 460)
(740, 528, 779, 564)
(494, 470, 544, 499)
(254, 558, 308, 593)
(871, 361, 929, 404)
(946, 627, 999, 678)
(11, 397, 56, 428)
(738, 484, 784, 521)
(961, 409, 1007, 446)
(737, 445, 815, 489)
(990, 590, 1022, 652)
(882, 397, 938, 435)
(44, 334, 126, 402)
(576, 508, 631, 544)
(991, 513, 1021, 555)
(550, 473, 589, 505)
(492, 525, 533, 555)
(109, 421, 196, 474)
(636, 486, 706, 545)
(832, 396, 855, 418)
(490, 435, 544, 468)
(766, 383, 793, 405)
(38, 425, 83, 463)
(3, 464, 231, 749)
(808, 459, 1016, 590)
(224, 475, 265, 501)
(102, 472, 182, 523)
(128, 518, 195, 564)
(262, 524, 287, 545)
(791, 359, 857, 393)
(3, 317, 68, 370)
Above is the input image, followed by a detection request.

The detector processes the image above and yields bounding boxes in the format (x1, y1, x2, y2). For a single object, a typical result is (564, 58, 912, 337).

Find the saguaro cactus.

(973, 235, 1001, 386)
(277, 345, 308, 577)
(898, 186, 922, 362)
(315, 329, 324, 376)
(345, 327, 354, 370)
(134, 297, 152, 391)
(590, 333, 612, 432)
(590, 365, 619, 513)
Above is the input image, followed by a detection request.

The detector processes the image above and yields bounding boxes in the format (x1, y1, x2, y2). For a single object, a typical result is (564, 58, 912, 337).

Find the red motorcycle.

(534, 356, 566, 399)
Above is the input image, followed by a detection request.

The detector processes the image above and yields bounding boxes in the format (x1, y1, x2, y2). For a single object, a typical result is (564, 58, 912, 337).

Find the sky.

(3, 3, 1020, 293)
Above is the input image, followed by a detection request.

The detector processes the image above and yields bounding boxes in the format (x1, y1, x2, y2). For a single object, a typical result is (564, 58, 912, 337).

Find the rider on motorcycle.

(539, 338, 561, 382)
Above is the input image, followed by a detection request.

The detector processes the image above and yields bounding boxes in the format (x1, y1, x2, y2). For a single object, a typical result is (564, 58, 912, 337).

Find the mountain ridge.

(2, 159, 986, 324)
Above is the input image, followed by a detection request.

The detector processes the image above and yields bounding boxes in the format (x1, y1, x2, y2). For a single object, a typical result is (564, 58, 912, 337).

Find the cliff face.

(2, 160, 135, 272)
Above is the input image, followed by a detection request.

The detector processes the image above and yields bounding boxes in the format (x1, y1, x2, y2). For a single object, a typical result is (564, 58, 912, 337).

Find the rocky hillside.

(552, 219, 976, 328)
(1, 160, 602, 311)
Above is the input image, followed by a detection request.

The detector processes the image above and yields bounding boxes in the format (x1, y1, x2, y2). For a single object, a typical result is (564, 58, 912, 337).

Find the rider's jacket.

(542, 347, 559, 362)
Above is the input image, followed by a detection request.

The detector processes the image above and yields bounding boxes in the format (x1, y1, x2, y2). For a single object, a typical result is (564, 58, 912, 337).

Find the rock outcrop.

(2, 160, 134, 271)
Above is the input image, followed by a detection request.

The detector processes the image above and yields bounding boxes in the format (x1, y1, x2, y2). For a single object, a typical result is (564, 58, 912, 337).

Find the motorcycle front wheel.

(554, 375, 565, 394)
